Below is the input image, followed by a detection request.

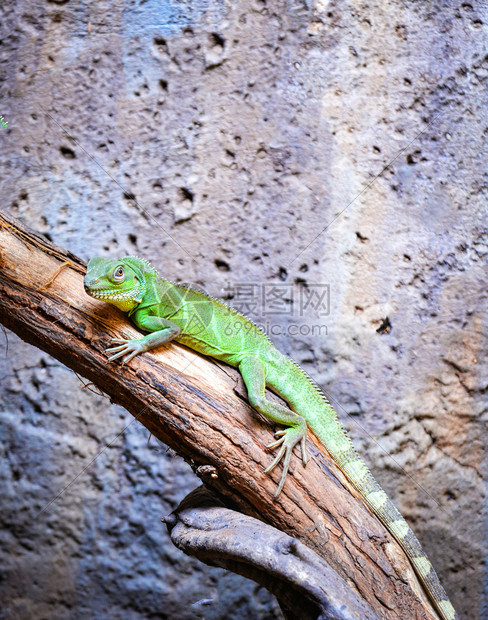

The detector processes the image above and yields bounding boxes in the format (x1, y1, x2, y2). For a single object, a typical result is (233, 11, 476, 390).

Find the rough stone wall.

(0, 1, 487, 618)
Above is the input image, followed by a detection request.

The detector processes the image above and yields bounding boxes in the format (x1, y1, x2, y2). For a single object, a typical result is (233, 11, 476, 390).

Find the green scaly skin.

(84, 256, 457, 620)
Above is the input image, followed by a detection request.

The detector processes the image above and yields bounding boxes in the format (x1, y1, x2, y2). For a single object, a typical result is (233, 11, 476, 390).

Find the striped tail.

(313, 421, 458, 620)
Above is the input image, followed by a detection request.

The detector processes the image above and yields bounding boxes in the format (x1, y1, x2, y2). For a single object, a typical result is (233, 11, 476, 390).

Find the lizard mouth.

(85, 286, 138, 302)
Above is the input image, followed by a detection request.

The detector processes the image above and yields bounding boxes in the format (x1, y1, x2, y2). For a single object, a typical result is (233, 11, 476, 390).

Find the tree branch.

(165, 486, 379, 620)
(0, 210, 438, 619)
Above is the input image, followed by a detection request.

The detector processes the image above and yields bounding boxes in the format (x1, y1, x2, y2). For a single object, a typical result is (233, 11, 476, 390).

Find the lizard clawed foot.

(264, 424, 308, 498)
(105, 336, 146, 364)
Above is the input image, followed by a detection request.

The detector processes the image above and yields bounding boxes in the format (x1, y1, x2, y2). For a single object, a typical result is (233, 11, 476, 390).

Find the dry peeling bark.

(0, 210, 439, 620)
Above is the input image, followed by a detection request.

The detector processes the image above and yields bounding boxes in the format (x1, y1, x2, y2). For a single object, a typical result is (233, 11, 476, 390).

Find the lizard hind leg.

(264, 426, 307, 497)
(239, 356, 308, 498)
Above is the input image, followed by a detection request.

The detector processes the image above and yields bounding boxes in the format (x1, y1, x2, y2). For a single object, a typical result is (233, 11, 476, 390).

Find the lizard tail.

(313, 423, 458, 620)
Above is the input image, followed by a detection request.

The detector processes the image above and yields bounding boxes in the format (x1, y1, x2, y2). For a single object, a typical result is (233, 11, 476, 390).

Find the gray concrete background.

(0, 1, 487, 618)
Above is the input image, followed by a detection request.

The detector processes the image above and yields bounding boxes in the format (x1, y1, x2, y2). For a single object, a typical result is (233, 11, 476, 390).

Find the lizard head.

(84, 256, 147, 312)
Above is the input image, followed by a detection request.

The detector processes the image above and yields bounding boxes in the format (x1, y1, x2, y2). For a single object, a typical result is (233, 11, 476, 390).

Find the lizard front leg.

(239, 356, 308, 498)
(106, 314, 181, 364)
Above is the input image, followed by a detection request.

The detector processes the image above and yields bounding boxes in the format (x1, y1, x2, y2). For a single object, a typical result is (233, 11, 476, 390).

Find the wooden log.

(0, 210, 438, 619)
(165, 486, 379, 620)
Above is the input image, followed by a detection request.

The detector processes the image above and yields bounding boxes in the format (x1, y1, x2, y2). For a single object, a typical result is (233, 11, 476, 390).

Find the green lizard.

(84, 255, 457, 620)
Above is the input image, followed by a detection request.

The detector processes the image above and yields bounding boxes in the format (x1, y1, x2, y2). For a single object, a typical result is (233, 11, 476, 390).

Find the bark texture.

(165, 486, 378, 620)
(0, 211, 438, 619)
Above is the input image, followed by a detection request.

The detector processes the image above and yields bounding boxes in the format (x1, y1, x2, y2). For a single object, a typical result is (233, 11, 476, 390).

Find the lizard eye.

(112, 266, 125, 282)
